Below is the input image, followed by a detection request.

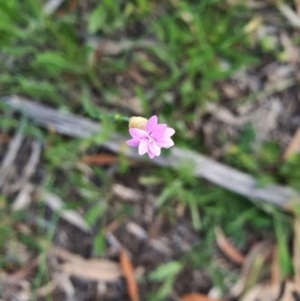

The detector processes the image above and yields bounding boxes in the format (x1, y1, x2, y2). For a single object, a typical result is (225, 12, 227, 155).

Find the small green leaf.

(88, 5, 106, 34)
(85, 203, 106, 226)
(274, 215, 293, 279)
(149, 261, 182, 281)
(93, 231, 106, 255)
(33, 52, 79, 75)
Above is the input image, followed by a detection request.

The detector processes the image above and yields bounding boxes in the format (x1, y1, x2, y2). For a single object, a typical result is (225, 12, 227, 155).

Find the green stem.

(82, 101, 130, 122)
(94, 112, 130, 122)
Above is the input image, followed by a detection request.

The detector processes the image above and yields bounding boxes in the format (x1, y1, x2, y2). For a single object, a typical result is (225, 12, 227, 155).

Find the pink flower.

(127, 115, 175, 159)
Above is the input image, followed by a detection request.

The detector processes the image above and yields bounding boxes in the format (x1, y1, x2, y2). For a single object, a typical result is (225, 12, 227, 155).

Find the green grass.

(0, 0, 299, 299)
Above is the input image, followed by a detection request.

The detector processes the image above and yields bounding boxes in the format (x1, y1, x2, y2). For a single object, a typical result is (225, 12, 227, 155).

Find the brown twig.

(215, 227, 245, 266)
(120, 249, 139, 301)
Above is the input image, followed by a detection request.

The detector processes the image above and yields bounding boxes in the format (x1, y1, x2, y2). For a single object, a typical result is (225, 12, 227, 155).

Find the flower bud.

(128, 116, 148, 130)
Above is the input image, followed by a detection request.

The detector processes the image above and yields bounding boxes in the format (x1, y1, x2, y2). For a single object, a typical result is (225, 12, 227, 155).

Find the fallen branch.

(43, 0, 65, 15)
(2, 96, 299, 209)
(277, 2, 300, 29)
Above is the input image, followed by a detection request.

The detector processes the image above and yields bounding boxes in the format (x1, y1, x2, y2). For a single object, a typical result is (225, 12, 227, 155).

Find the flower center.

(147, 134, 154, 143)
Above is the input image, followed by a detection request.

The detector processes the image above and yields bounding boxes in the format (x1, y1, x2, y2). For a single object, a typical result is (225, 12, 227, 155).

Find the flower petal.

(155, 127, 175, 148)
(126, 138, 140, 147)
(156, 137, 174, 148)
(151, 124, 167, 140)
(129, 128, 147, 139)
(145, 115, 158, 133)
(148, 141, 161, 156)
(163, 127, 175, 138)
(138, 138, 148, 155)
(148, 151, 156, 159)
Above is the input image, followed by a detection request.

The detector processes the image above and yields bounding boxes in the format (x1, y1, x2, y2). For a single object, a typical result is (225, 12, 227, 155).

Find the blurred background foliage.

(0, 0, 299, 300)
